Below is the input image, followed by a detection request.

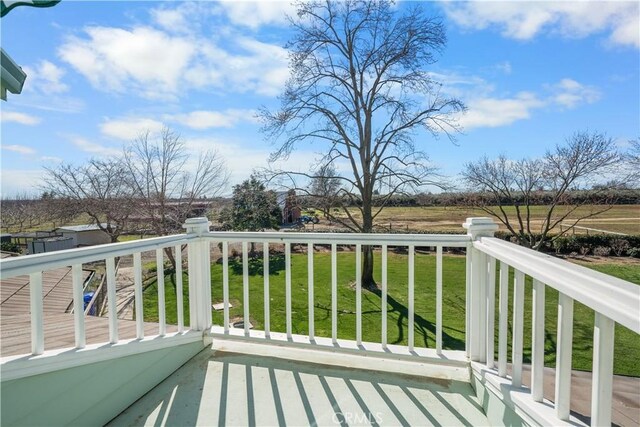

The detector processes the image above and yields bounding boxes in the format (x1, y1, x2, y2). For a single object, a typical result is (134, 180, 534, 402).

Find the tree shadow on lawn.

(370, 289, 465, 351)
(315, 289, 465, 351)
(226, 253, 286, 276)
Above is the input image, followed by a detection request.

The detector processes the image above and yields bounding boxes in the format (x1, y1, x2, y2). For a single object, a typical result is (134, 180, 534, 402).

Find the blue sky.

(1, 0, 638, 196)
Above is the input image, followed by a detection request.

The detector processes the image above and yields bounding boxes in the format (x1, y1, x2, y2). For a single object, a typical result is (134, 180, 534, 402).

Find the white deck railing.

(1, 217, 638, 426)
(464, 218, 640, 427)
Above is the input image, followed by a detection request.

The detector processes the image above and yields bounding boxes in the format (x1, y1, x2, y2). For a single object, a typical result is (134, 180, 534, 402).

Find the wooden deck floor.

(0, 255, 177, 357)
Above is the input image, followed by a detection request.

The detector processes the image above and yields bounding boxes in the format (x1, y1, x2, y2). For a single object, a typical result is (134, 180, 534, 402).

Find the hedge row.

(551, 235, 640, 257)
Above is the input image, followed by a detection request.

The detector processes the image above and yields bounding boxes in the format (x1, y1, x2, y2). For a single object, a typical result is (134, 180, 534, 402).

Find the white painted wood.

(465, 244, 471, 358)
(285, 241, 292, 339)
(156, 249, 166, 336)
(72, 264, 86, 349)
(356, 243, 362, 345)
(29, 271, 44, 355)
(474, 237, 639, 334)
(106, 257, 118, 343)
(1, 330, 204, 382)
(264, 242, 270, 338)
(555, 292, 574, 420)
(201, 231, 470, 247)
(469, 248, 482, 361)
(498, 262, 509, 377)
(512, 269, 525, 387)
(242, 242, 249, 336)
(174, 246, 184, 333)
(531, 279, 545, 402)
(591, 313, 615, 426)
(408, 244, 415, 351)
(201, 239, 212, 330)
(133, 252, 144, 339)
(486, 256, 496, 369)
(436, 246, 443, 354)
(478, 251, 487, 363)
(381, 244, 388, 348)
(331, 243, 337, 343)
(222, 241, 230, 334)
(307, 243, 313, 340)
(0, 234, 191, 279)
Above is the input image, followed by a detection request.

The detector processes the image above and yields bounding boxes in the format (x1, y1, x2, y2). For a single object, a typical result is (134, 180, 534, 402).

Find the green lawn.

(143, 251, 640, 376)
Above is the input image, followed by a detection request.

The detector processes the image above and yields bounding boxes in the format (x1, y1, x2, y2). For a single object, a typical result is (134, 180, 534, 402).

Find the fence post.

(183, 217, 211, 331)
(463, 217, 499, 362)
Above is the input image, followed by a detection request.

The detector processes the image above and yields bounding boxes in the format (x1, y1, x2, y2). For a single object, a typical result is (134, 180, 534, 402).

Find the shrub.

(610, 239, 630, 257)
(0, 241, 20, 253)
(627, 247, 640, 258)
(593, 246, 611, 256)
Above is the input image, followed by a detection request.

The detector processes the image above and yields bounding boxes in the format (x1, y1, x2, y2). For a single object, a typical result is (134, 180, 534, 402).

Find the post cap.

(183, 217, 211, 235)
(462, 217, 499, 240)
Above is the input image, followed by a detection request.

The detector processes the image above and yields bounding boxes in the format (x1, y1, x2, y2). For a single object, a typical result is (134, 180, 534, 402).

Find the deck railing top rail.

(474, 236, 640, 333)
(0, 234, 190, 279)
(202, 230, 470, 246)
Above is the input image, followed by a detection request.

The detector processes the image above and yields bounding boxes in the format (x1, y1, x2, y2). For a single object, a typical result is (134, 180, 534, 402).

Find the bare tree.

(124, 126, 228, 267)
(308, 163, 342, 221)
(463, 131, 619, 250)
(0, 192, 41, 232)
(624, 137, 640, 186)
(42, 159, 134, 242)
(261, 0, 464, 288)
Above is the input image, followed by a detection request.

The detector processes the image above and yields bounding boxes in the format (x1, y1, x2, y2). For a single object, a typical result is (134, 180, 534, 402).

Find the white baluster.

(156, 249, 166, 336)
(133, 252, 144, 339)
(381, 244, 388, 348)
(307, 243, 314, 341)
(591, 313, 615, 426)
(30, 271, 44, 355)
(486, 256, 496, 368)
(331, 243, 337, 343)
(174, 246, 184, 333)
(408, 244, 415, 351)
(531, 279, 545, 402)
(436, 246, 443, 355)
(264, 242, 270, 338)
(72, 264, 86, 348)
(106, 257, 118, 342)
(242, 242, 249, 336)
(555, 292, 574, 420)
(512, 269, 525, 387)
(356, 243, 362, 345)
(498, 262, 509, 377)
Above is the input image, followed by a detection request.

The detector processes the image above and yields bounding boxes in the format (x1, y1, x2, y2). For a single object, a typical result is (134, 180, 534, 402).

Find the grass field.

(143, 251, 640, 377)
(321, 205, 640, 234)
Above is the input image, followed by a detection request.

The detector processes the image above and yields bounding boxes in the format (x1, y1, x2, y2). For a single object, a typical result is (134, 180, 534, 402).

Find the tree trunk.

(361, 201, 377, 289)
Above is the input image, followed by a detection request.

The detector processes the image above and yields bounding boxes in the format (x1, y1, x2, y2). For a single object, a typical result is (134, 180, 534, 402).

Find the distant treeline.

(302, 188, 640, 208)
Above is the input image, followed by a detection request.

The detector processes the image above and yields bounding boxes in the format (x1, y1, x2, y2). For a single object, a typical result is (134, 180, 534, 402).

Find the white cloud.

(1, 111, 41, 125)
(40, 156, 63, 163)
(22, 60, 69, 95)
(70, 137, 121, 156)
(166, 109, 257, 130)
(58, 15, 290, 100)
(460, 92, 545, 129)
(547, 78, 601, 109)
(443, 1, 640, 48)
(2, 144, 37, 155)
(100, 117, 164, 140)
(217, 1, 295, 29)
(441, 72, 601, 129)
(59, 26, 197, 99)
(0, 169, 44, 196)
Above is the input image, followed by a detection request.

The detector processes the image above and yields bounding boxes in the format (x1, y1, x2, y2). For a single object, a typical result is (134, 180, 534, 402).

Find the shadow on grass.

(369, 289, 465, 351)
(227, 253, 286, 276)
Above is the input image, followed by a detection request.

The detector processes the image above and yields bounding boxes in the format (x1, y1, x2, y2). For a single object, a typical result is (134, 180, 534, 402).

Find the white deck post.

(463, 217, 499, 362)
(183, 217, 211, 331)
